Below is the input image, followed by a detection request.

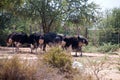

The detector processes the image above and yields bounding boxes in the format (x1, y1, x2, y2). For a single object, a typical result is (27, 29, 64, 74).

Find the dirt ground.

(0, 46, 120, 80)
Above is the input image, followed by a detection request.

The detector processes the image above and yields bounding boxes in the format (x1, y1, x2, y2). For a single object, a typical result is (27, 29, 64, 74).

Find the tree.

(67, 0, 100, 37)
(19, 0, 65, 33)
(15, 0, 100, 34)
(0, 0, 30, 45)
(98, 8, 120, 44)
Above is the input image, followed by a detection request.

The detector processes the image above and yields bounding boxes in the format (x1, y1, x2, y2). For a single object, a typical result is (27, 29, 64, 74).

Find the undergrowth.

(83, 42, 119, 54)
(43, 47, 73, 73)
(0, 56, 37, 80)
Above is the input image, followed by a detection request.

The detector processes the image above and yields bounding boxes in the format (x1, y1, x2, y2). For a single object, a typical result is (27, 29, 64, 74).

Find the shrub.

(98, 43, 119, 53)
(83, 45, 98, 53)
(0, 56, 37, 80)
(43, 47, 72, 73)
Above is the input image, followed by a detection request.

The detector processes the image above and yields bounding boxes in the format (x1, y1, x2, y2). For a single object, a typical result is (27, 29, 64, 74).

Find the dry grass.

(42, 47, 76, 79)
(0, 56, 37, 80)
(41, 47, 95, 80)
(43, 47, 73, 73)
(0, 47, 119, 80)
(74, 56, 115, 80)
(117, 53, 120, 71)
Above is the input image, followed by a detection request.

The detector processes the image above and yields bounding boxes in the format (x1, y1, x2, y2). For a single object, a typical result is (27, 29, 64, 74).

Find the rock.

(72, 60, 84, 72)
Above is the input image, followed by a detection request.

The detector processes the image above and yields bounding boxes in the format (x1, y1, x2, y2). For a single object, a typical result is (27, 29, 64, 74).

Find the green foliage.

(0, 12, 30, 46)
(0, 33, 7, 46)
(0, 56, 37, 80)
(0, 12, 11, 45)
(83, 42, 119, 53)
(98, 8, 120, 44)
(0, 0, 100, 45)
(83, 45, 98, 53)
(98, 43, 119, 53)
(0, 0, 24, 11)
(43, 47, 72, 73)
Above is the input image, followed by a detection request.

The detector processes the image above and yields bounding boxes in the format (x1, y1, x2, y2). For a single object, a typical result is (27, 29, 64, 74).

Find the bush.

(83, 45, 98, 53)
(0, 56, 37, 80)
(43, 47, 72, 73)
(98, 43, 119, 53)
(0, 34, 7, 46)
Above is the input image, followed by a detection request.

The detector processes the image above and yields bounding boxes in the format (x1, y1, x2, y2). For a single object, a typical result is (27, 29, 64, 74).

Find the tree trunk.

(85, 27, 88, 38)
(42, 25, 47, 33)
(42, 19, 54, 33)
